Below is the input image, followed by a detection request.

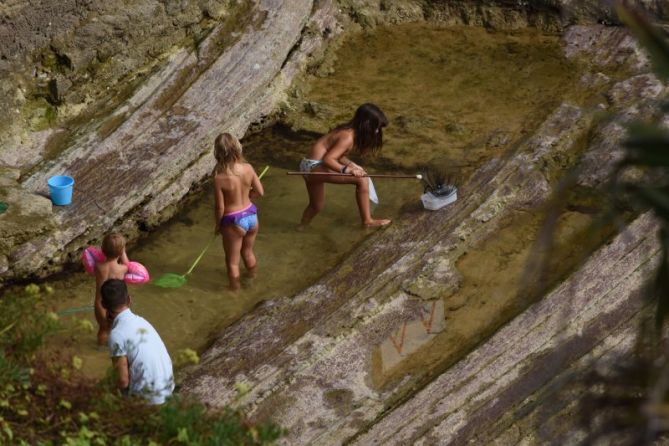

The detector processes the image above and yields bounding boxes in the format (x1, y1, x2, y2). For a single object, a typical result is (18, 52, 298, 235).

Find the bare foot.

(228, 276, 241, 291)
(363, 218, 392, 227)
(244, 265, 257, 279)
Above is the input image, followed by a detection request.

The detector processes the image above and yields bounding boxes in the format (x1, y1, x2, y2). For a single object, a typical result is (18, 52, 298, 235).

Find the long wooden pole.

(287, 171, 421, 179)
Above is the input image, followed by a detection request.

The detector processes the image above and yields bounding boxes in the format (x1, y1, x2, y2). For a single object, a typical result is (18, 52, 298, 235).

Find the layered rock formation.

(351, 212, 658, 445)
(0, 0, 662, 280)
(0, 0, 335, 282)
(1, 1, 668, 443)
(179, 16, 668, 446)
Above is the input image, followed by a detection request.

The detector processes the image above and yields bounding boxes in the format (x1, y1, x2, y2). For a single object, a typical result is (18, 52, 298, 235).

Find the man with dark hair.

(100, 279, 174, 404)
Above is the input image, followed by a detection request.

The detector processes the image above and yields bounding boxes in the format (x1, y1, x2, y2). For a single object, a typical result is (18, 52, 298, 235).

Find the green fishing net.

(154, 273, 187, 288)
(0, 202, 8, 215)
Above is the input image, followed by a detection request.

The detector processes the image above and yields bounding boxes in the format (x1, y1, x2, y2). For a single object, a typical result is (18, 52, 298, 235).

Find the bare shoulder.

(333, 127, 354, 145)
(242, 162, 256, 177)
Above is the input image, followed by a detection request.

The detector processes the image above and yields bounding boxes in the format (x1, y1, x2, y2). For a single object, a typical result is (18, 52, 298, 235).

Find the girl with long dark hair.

(299, 103, 391, 227)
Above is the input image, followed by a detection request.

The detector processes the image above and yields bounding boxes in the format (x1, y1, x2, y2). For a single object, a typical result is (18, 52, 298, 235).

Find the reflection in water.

(378, 299, 445, 375)
(45, 23, 581, 380)
(50, 165, 421, 377)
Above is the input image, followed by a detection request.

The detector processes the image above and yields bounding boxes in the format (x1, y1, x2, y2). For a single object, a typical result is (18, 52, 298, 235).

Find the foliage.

(614, 1, 669, 328)
(0, 285, 284, 445)
(560, 2, 669, 444)
(0, 284, 57, 383)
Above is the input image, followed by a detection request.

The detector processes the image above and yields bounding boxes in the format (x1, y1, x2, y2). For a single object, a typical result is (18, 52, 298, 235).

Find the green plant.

(154, 399, 284, 445)
(538, 2, 669, 443)
(0, 285, 57, 381)
(419, 164, 459, 196)
(0, 285, 284, 444)
(611, 2, 669, 328)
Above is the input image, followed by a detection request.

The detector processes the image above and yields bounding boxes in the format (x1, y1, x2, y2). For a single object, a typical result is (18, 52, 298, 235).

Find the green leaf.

(616, 2, 669, 80)
(176, 427, 189, 443)
(623, 123, 669, 166)
(2, 425, 13, 441)
(623, 184, 669, 219)
(72, 356, 83, 370)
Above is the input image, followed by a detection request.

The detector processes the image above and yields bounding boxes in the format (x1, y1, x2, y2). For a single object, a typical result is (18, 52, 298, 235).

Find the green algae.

(153, 2, 258, 113)
(35, 22, 597, 395)
(96, 112, 128, 140)
(45, 157, 421, 378)
(286, 23, 584, 175)
(21, 98, 58, 132)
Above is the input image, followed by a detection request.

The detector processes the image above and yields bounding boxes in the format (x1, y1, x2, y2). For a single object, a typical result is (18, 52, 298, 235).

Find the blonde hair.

(214, 133, 244, 174)
(101, 233, 126, 259)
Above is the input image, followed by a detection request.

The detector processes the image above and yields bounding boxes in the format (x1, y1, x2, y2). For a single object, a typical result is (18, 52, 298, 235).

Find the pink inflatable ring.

(81, 246, 150, 285)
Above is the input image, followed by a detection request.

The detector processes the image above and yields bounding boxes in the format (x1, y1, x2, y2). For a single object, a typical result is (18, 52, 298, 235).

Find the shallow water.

(43, 23, 584, 378)
(50, 162, 421, 377)
(287, 24, 580, 175)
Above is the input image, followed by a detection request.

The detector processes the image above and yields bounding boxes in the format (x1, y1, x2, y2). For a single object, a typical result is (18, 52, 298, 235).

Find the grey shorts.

(299, 158, 323, 172)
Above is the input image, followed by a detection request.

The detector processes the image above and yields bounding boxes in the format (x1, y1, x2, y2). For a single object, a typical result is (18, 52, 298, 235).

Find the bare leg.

(302, 167, 390, 226)
(300, 179, 325, 227)
(221, 226, 244, 291)
(97, 327, 109, 346)
(94, 300, 109, 345)
(241, 222, 259, 277)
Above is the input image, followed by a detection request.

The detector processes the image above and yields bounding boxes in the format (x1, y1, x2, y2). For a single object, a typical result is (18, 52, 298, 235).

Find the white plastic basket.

(421, 188, 457, 210)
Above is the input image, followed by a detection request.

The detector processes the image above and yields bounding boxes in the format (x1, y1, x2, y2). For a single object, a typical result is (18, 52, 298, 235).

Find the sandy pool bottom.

(47, 166, 422, 378)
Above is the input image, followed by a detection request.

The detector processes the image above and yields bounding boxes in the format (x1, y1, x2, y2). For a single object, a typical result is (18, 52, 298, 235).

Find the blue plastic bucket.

(47, 175, 74, 206)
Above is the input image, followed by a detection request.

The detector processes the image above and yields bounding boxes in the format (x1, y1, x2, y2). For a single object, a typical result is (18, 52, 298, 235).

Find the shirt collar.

(112, 308, 132, 329)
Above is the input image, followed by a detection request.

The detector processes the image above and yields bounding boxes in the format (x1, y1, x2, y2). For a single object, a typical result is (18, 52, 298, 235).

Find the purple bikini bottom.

(220, 203, 258, 232)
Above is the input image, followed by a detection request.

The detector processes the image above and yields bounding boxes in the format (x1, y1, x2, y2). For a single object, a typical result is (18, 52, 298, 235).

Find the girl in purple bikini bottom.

(220, 203, 258, 233)
(213, 133, 264, 290)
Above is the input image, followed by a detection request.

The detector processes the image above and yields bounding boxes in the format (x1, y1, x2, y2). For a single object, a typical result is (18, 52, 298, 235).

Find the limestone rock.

(563, 24, 650, 73)
(180, 99, 594, 444)
(179, 19, 661, 443)
(2, 0, 329, 282)
(353, 213, 658, 445)
(0, 172, 55, 263)
(577, 74, 667, 189)
(606, 73, 666, 107)
(0, 167, 20, 183)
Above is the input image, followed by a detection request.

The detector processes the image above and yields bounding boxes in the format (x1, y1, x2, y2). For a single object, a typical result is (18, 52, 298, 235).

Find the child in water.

(300, 103, 391, 227)
(94, 232, 129, 345)
(213, 133, 264, 290)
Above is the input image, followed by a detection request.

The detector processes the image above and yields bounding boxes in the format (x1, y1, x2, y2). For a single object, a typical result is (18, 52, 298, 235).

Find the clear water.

(285, 24, 579, 176)
(42, 23, 582, 378)
(49, 162, 422, 377)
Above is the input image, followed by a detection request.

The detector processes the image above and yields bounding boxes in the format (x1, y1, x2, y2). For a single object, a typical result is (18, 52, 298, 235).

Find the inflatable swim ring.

(81, 246, 150, 285)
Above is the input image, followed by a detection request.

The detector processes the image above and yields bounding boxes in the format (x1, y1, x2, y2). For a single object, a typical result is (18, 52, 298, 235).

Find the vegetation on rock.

(0, 285, 283, 445)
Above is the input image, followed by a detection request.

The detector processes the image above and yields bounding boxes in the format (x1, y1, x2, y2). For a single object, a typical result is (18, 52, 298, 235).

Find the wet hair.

(214, 132, 244, 174)
(336, 103, 388, 155)
(100, 279, 129, 311)
(101, 233, 126, 259)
